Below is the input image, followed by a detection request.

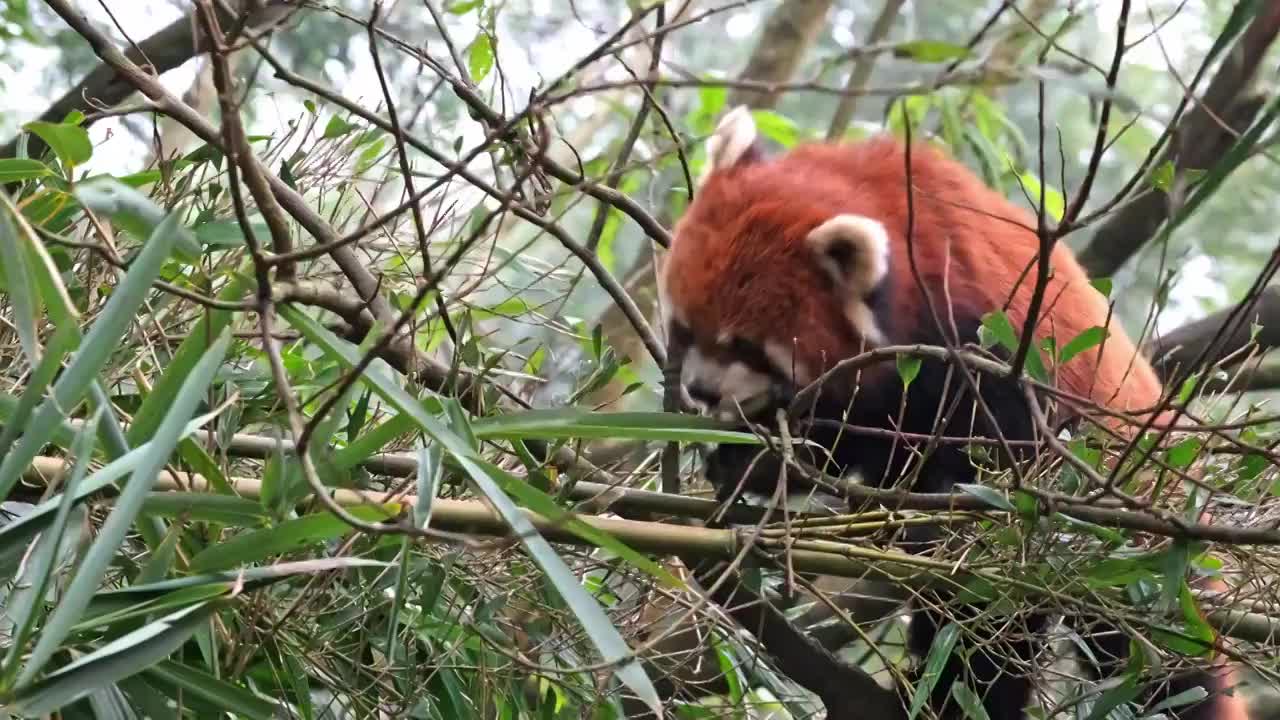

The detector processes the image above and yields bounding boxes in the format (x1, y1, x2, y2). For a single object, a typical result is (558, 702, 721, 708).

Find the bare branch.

(826, 0, 905, 140)
(728, 0, 836, 109)
(0, 0, 293, 160)
(1148, 285, 1280, 381)
(1076, 3, 1280, 277)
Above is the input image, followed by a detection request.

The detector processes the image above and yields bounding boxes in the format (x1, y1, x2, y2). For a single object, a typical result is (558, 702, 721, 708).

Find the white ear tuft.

(698, 105, 758, 185)
(806, 214, 891, 293)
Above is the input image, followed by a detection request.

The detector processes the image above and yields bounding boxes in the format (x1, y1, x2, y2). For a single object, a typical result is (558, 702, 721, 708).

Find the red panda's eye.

(667, 320, 694, 349)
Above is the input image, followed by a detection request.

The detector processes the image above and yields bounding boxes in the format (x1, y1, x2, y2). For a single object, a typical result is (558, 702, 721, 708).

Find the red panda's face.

(660, 107, 893, 424)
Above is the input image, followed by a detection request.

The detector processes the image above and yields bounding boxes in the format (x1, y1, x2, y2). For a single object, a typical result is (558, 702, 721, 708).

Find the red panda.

(660, 106, 1249, 720)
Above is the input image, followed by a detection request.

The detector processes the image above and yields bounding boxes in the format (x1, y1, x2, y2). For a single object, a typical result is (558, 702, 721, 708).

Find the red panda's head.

(660, 106, 894, 422)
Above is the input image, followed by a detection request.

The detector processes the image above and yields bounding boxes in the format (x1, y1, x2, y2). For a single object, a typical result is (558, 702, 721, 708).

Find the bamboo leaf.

(278, 305, 664, 714)
(0, 211, 191, 502)
(143, 660, 276, 720)
(470, 408, 760, 445)
(0, 408, 224, 573)
(19, 330, 230, 684)
(10, 602, 220, 716)
(908, 622, 961, 720)
(187, 504, 399, 573)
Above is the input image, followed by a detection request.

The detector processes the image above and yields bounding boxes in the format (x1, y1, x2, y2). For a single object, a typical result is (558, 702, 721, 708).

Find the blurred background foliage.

(2, 1, 1280, 719)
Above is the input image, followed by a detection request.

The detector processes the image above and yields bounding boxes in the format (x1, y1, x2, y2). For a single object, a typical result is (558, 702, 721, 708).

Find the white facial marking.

(764, 340, 812, 386)
(680, 346, 774, 422)
(845, 303, 887, 347)
(698, 104, 757, 186)
(805, 214, 892, 348)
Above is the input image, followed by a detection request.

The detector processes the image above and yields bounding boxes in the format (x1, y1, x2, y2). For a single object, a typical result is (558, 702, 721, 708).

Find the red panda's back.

(671, 136, 1164, 424)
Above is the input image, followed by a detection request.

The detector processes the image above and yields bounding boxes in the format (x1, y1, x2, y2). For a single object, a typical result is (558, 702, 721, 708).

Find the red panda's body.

(665, 132, 1162, 432)
(661, 107, 1247, 720)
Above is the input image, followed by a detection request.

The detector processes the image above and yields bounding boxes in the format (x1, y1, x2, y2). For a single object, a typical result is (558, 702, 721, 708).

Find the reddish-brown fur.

(664, 134, 1250, 719)
(664, 136, 1163, 421)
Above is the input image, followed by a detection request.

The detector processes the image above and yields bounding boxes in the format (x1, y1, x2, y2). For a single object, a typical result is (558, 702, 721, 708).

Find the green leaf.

(950, 681, 992, 720)
(955, 483, 1015, 511)
(1150, 160, 1176, 192)
(467, 31, 495, 83)
(447, 0, 483, 13)
(1177, 372, 1204, 404)
(129, 268, 250, 446)
(414, 443, 444, 528)
(980, 310, 1048, 382)
(1149, 686, 1209, 714)
(322, 114, 355, 139)
(893, 40, 971, 63)
(0, 158, 54, 183)
(84, 559, 389, 619)
(1159, 540, 1192, 613)
(1058, 326, 1107, 365)
(0, 211, 191, 501)
(0, 200, 44, 363)
(1015, 170, 1065, 221)
(750, 110, 801, 148)
(1238, 453, 1268, 483)
(354, 138, 384, 174)
(1090, 277, 1113, 297)
(140, 492, 267, 526)
(470, 408, 761, 445)
(10, 602, 221, 716)
(1083, 679, 1139, 720)
(278, 305, 665, 714)
(143, 660, 276, 719)
(332, 412, 417, 470)
(1166, 437, 1203, 469)
(954, 576, 997, 603)
(1, 412, 98, 681)
(980, 311, 1018, 350)
(194, 219, 271, 247)
(0, 408, 223, 573)
(471, 457, 681, 588)
(18, 330, 230, 684)
(0, 193, 78, 332)
(1176, 581, 1216, 657)
(74, 177, 201, 258)
(896, 354, 922, 390)
(23, 120, 92, 169)
(1082, 557, 1151, 588)
(466, 459, 665, 714)
(908, 622, 961, 720)
(188, 504, 399, 573)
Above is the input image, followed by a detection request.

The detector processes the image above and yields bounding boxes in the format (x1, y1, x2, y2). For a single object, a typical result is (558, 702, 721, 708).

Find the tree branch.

(1077, 3, 1280, 278)
(39, 0, 402, 351)
(1147, 285, 1280, 381)
(0, 0, 293, 160)
(826, 0, 905, 140)
(728, 0, 836, 109)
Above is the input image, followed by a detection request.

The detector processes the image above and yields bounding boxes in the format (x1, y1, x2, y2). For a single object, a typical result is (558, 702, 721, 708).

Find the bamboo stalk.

(19, 455, 1280, 645)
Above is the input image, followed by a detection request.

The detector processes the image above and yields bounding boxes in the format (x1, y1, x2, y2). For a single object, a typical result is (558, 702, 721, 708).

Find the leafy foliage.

(0, 3, 1277, 720)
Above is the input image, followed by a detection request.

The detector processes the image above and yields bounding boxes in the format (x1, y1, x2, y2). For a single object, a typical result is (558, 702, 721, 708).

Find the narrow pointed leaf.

(19, 330, 230, 683)
(0, 211, 190, 501)
(1, 411, 100, 680)
(278, 305, 664, 714)
(11, 602, 220, 716)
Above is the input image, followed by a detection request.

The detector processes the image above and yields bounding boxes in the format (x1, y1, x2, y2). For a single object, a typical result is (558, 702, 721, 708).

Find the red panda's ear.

(806, 215, 890, 293)
(698, 105, 763, 186)
(806, 214, 891, 345)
